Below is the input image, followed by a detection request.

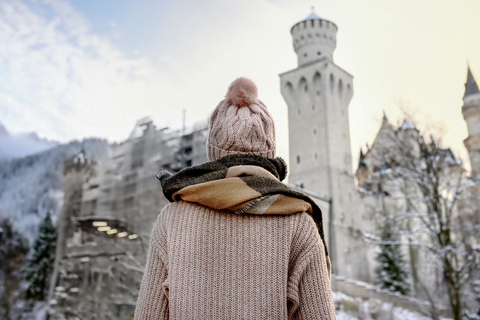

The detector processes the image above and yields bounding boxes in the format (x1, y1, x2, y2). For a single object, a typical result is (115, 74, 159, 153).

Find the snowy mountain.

(0, 121, 8, 136)
(0, 121, 59, 160)
(0, 138, 111, 244)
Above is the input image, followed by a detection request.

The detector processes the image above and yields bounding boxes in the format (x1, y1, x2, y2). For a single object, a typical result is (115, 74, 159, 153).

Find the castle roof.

(303, 11, 322, 21)
(464, 66, 480, 98)
(399, 118, 416, 130)
(291, 9, 337, 32)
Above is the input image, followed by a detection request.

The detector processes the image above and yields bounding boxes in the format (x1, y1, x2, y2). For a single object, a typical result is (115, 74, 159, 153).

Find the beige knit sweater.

(134, 201, 336, 319)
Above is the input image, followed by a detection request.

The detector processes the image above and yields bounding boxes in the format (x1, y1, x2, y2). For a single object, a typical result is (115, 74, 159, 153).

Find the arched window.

(330, 74, 335, 93)
(284, 82, 294, 104)
(299, 77, 308, 94)
(313, 72, 321, 97)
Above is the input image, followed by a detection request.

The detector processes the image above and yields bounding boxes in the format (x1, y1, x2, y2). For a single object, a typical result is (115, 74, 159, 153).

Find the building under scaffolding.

(48, 118, 208, 319)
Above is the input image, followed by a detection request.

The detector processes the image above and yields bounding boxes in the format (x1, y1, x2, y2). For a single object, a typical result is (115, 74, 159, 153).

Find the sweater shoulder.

(289, 212, 324, 263)
(292, 212, 321, 242)
(150, 202, 176, 245)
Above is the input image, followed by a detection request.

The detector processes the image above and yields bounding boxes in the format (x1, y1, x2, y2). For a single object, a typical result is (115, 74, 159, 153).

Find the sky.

(1, 0, 480, 172)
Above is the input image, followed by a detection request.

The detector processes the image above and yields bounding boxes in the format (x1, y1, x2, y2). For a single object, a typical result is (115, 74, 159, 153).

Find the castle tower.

(48, 151, 96, 308)
(280, 11, 369, 280)
(462, 67, 480, 176)
(280, 11, 354, 193)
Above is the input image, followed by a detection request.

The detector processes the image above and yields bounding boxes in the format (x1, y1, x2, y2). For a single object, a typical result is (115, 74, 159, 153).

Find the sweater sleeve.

(287, 214, 336, 320)
(134, 214, 169, 320)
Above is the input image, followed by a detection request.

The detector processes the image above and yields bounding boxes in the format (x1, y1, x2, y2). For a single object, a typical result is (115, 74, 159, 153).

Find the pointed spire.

(464, 66, 480, 98)
(382, 110, 388, 122)
(303, 6, 322, 21)
(400, 118, 416, 130)
(358, 148, 367, 169)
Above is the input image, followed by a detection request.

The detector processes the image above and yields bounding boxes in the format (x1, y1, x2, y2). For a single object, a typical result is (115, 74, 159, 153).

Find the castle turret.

(462, 67, 480, 176)
(291, 10, 338, 67)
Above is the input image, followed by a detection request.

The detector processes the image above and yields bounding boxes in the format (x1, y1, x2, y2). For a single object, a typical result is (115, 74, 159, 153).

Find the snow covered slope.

(0, 138, 111, 244)
(333, 291, 451, 320)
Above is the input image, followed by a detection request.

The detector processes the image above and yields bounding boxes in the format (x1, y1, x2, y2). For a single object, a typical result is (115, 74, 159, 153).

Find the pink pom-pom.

(226, 77, 258, 107)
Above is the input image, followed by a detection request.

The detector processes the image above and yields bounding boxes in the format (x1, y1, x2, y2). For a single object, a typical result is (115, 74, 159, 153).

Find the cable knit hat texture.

(207, 78, 276, 161)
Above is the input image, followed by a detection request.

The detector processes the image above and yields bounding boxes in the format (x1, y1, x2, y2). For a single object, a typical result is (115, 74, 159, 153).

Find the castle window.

(124, 196, 134, 208)
(330, 74, 335, 93)
(308, 34, 312, 38)
(315, 153, 318, 160)
(313, 129, 317, 135)
(339, 79, 344, 98)
(312, 104, 315, 110)
(125, 173, 136, 182)
(313, 72, 321, 96)
(317, 51, 321, 56)
(285, 82, 295, 103)
(316, 33, 320, 37)
(311, 20, 314, 27)
(124, 183, 136, 196)
(297, 155, 301, 164)
(184, 146, 193, 155)
(299, 77, 308, 98)
(304, 53, 307, 58)
(301, 35, 304, 40)
(297, 109, 301, 115)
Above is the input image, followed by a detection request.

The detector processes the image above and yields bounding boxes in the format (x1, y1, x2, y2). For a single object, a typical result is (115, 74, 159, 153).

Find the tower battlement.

(63, 150, 95, 175)
(291, 13, 337, 66)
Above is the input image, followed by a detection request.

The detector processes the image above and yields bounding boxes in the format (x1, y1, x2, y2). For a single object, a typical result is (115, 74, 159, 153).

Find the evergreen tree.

(0, 216, 28, 320)
(375, 221, 410, 295)
(24, 212, 57, 300)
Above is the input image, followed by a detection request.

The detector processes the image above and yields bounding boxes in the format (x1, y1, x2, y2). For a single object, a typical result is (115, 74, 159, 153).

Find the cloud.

(0, 0, 174, 143)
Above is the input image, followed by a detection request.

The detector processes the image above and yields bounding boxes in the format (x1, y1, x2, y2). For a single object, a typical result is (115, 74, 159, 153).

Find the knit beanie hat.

(207, 77, 276, 161)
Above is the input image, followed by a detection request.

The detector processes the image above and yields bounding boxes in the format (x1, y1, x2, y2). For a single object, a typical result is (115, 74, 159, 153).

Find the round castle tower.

(462, 67, 480, 176)
(280, 10, 354, 197)
(291, 11, 337, 67)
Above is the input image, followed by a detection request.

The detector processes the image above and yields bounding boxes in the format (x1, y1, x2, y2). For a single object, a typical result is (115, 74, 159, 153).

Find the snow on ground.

(333, 291, 450, 320)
